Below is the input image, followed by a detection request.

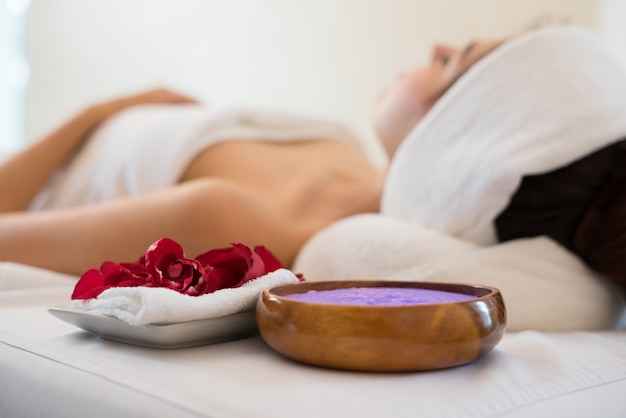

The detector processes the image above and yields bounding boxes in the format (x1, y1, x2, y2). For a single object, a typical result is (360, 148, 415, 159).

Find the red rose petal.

(72, 239, 290, 300)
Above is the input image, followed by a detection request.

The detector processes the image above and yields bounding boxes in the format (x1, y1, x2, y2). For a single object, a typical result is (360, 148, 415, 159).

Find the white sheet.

(0, 261, 77, 290)
(1, 284, 625, 418)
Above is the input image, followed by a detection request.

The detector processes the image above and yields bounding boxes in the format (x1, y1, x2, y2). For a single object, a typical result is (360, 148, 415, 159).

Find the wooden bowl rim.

(261, 280, 503, 310)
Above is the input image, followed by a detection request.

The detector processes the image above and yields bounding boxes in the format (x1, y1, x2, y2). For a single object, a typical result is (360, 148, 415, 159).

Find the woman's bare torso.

(0, 136, 384, 275)
(180, 138, 383, 237)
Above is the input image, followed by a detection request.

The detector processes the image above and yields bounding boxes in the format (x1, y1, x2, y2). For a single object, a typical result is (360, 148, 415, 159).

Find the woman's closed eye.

(431, 45, 458, 68)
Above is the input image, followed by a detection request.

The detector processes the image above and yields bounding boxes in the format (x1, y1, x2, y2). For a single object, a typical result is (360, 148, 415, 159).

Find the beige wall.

(24, 0, 616, 163)
(597, 0, 626, 65)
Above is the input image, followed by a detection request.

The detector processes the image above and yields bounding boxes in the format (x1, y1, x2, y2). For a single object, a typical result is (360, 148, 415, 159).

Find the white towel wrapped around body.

(70, 268, 299, 326)
(294, 26, 626, 331)
(30, 106, 362, 209)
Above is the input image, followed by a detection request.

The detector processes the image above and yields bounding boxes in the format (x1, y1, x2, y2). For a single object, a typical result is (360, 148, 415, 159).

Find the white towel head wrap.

(381, 25, 626, 245)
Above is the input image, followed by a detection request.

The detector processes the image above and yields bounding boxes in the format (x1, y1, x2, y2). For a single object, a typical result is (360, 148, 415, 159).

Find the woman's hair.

(495, 137, 626, 284)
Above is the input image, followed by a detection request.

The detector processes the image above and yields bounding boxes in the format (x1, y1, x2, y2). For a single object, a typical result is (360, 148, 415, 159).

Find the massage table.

(0, 262, 625, 418)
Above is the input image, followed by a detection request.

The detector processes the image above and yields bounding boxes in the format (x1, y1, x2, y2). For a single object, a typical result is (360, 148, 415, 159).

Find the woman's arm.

(0, 88, 198, 213)
(0, 179, 305, 275)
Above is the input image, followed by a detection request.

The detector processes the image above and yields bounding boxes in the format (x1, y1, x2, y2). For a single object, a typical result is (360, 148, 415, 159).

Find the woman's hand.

(94, 87, 199, 120)
(117, 87, 199, 107)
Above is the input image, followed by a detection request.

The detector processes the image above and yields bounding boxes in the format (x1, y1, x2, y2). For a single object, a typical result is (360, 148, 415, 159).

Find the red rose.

(144, 238, 212, 296)
(195, 243, 283, 293)
(71, 238, 291, 300)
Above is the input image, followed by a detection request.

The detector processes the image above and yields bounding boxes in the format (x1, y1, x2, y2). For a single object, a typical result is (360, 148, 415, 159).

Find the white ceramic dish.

(47, 307, 257, 349)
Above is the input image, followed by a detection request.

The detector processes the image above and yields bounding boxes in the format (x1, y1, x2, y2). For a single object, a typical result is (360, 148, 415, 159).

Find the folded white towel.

(70, 268, 299, 326)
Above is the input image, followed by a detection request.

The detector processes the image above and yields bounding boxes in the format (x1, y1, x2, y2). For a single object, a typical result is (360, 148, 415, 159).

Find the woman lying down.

(1, 25, 625, 331)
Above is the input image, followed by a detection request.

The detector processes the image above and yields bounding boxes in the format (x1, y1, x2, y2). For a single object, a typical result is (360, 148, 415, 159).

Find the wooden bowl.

(256, 280, 506, 372)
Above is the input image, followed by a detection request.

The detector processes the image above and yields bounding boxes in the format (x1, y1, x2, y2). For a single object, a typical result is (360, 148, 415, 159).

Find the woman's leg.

(0, 179, 302, 276)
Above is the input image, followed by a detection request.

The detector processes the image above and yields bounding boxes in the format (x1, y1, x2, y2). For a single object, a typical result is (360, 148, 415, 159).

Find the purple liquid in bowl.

(284, 287, 477, 306)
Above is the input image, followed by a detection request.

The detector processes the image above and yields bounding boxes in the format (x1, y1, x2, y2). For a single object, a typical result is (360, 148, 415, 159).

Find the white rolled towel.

(71, 268, 299, 326)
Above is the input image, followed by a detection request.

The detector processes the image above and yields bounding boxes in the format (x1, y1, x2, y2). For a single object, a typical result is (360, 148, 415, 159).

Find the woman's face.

(374, 39, 504, 158)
